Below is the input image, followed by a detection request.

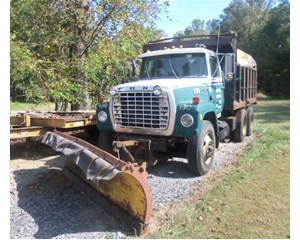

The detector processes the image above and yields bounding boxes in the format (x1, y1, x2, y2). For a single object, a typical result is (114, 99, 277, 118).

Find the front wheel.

(187, 120, 216, 176)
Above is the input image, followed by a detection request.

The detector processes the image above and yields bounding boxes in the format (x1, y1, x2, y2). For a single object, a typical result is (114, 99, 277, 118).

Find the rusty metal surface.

(41, 130, 152, 226)
(113, 139, 152, 167)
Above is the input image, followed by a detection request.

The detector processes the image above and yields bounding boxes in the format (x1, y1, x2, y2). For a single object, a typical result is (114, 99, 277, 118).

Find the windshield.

(140, 53, 207, 79)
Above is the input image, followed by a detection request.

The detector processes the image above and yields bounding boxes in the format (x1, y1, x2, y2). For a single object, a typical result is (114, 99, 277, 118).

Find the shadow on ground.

(11, 150, 132, 238)
(147, 159, 195, 179)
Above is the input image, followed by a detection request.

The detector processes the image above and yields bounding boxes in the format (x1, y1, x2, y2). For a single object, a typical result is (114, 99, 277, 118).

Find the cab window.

(209, 55, 220, 78)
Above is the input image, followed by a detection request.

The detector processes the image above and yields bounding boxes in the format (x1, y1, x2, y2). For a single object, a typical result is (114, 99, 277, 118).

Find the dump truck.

(96, 31, 257, 175)
(42, 31, 257, 234)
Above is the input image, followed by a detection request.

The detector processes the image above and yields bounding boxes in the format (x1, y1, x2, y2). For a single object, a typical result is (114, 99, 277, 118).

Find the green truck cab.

(96, 32, 257, 176)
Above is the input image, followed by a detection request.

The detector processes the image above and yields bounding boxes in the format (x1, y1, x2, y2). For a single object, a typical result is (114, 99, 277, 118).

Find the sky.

(156, 0, 232, 37)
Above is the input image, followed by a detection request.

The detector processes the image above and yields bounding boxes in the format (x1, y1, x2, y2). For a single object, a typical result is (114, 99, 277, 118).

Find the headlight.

(180, 114, 194, 128)
(110, 87, 118, 96)
(153, 85, 162, 96)
(98, 111, 108, 123)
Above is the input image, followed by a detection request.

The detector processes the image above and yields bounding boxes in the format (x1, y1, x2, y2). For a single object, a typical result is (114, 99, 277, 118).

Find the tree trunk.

(71, 63, 90, 110)
(71, 74, 90, 110)
(70, 7, 90, 111)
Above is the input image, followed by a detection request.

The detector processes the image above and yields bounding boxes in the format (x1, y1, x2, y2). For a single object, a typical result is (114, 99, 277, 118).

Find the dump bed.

(229, 49, 257, 110)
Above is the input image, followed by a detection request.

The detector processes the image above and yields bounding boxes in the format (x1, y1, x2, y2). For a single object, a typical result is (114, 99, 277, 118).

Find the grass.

(10, 101, 55, 112)
(146, 97, 290, 239)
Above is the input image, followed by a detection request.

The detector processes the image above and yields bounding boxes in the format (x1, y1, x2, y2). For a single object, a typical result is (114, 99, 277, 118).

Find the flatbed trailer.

(10, 111, 96, 139)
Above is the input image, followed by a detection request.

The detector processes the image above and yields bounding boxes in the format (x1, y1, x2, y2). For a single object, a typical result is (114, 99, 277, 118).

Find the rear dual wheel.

(233, 107, 254, 142)
(246, 107, 254, 136)
(233, 109, 247, 142)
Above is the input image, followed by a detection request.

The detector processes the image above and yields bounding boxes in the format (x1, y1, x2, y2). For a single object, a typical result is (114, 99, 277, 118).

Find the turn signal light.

(192, 97, 200, 105)
(97, 96, 104, 103)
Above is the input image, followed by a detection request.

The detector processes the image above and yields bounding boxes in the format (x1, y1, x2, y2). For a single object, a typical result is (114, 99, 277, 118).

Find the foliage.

(184, 19, 206, 36)
(10, 0, 168, 109)
(173, 18, 220, 37)
(10, 37, 39, 102)
(219, 0, 290, 97)
(85, 25, 159, 106)
(253, 0, 290, 97)
(173, 0, 277, 45)
(219, 0, 276, 51)
(10, 0, 47, 103)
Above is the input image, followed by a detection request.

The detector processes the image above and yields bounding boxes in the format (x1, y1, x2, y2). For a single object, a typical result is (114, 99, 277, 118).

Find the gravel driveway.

(10, 135, 253, 239)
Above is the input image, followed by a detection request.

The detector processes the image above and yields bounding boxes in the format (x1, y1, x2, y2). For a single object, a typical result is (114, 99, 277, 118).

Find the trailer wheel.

(246, 107, 254, 136)
(187, 120, 215, 176)
(98, 131, 114, 153)
(233, 108, 247, 142)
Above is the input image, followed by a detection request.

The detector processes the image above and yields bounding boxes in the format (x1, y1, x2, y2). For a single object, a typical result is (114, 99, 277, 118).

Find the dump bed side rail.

(143, 31, 237, 54)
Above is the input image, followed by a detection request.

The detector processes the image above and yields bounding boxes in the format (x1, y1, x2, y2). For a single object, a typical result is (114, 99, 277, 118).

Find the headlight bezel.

(110, 86, 118, 96)
(98, 111, 108, 123)
(180, 114, 194, 128)
(153, 85, 162, 96)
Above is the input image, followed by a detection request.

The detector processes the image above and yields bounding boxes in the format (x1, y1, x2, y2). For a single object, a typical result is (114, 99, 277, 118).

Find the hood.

(115, 78, 211, 92)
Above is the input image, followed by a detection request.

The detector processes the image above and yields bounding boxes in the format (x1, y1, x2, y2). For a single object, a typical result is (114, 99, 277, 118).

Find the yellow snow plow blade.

(42, 130, 151, 232)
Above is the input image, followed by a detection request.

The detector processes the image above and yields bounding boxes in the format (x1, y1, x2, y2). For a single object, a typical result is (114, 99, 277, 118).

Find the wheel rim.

(202, 133, 214, 165)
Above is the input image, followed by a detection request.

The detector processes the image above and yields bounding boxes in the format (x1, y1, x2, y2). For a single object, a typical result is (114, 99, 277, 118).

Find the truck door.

(209, 54, 224, 118)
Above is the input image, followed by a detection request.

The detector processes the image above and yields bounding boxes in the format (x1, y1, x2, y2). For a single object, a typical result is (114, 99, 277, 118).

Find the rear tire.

(187, 120, 215, 176)
(246, 107, 254, 136)
(233, 108, 247, 142)
(98, 131, 114, 153)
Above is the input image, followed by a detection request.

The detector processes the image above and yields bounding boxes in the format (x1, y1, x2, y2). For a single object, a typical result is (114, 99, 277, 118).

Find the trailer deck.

(10, 111, 97, 139)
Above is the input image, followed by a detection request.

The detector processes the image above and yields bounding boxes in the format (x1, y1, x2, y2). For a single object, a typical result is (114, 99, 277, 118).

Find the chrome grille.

(112, 92, 170, 129)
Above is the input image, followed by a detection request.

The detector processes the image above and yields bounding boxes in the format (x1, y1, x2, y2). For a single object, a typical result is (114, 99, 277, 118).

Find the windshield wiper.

(168, 59, 179, 78)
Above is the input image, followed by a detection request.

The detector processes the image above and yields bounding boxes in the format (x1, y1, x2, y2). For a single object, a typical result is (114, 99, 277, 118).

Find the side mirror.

(224, 53, 235, 81)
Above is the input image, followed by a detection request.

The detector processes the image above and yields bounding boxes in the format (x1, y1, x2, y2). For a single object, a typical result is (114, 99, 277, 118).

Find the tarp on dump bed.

(237, 49, 257, 69)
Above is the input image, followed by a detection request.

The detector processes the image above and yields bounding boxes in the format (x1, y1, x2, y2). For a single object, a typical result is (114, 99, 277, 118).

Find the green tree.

(206, 19, 221, 34)
(173, 30, 185, 38)
(10, 0, 168, 110)
(184, 19, 207, 36)
(10, 0, 48, 103)
(85, 25, 160, 106)
(173, 18, 221, 38)
(254, 0, 290, 97)
(219, 0, 276, 51)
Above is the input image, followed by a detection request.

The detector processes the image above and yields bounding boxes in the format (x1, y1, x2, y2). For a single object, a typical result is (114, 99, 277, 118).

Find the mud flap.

(42, 130, 152, 230)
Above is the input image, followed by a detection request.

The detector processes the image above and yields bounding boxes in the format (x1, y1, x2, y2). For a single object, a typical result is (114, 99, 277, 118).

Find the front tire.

(187, 120, 215, 176)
